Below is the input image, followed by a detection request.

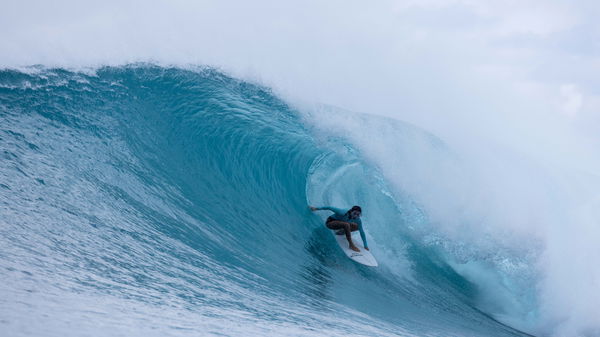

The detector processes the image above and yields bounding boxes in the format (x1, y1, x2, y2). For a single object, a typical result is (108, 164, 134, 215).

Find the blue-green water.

(0, 65, 531, 336)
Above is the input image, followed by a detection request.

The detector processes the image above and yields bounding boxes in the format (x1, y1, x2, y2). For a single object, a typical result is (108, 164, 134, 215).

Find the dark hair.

(349, 205, 362, 213)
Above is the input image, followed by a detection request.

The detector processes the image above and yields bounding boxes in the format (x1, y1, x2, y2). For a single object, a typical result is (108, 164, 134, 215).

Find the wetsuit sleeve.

(316, 206, 346, 216)
(358, 218, 368, 248)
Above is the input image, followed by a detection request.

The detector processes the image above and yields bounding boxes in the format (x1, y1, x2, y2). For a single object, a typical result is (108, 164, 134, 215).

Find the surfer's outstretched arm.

(309, 206, 345, 215)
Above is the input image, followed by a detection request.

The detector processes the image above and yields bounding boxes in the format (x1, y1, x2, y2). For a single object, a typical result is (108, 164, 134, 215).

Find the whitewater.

(2, 1, 600, 337)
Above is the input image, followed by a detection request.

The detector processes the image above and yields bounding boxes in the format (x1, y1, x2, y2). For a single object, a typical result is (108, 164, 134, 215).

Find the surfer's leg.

(325, 220, 351, 240)
(326, 221, 360, 252)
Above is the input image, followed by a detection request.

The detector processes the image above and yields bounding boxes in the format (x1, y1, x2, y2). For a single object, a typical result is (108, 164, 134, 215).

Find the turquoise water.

(0, 65, 531, 336)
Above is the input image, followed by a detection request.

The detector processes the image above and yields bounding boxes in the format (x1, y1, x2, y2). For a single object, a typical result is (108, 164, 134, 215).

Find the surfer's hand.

(309, 206, 317, 211)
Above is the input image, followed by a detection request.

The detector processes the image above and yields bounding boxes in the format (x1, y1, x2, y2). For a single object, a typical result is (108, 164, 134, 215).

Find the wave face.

(0, 65, 529, 336)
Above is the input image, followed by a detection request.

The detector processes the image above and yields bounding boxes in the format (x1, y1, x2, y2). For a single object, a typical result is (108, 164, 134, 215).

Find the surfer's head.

(348, 205, 362, 219)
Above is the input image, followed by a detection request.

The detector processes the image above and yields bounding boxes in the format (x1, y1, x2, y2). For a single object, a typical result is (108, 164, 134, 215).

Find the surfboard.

(332, 231, 378, 267)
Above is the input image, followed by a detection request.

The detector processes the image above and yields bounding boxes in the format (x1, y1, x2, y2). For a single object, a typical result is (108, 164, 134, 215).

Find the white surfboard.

(332, 231, 378, 267)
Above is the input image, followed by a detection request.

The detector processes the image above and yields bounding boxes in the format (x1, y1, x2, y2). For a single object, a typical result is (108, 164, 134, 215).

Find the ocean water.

(0, 65, 592, 337)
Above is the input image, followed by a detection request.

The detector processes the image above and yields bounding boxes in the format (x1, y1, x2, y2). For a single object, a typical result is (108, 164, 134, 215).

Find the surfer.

(309, 205, 368, 252)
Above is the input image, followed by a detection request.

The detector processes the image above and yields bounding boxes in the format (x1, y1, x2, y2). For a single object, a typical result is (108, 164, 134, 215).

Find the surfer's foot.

(335, 229, 345, 236)
(349, 244, 360, 252)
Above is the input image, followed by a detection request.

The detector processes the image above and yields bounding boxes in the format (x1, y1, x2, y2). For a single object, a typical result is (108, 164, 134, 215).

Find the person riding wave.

(309, 205, 368, 252)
